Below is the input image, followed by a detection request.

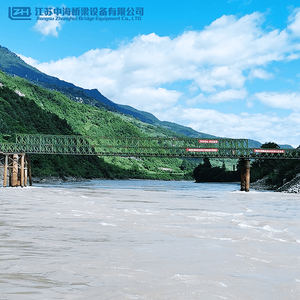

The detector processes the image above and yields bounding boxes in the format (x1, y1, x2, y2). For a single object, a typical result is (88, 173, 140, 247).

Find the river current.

(1, 180, 300, 299)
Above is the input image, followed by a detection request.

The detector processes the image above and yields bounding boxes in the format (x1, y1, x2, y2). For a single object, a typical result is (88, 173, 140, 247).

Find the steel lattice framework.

(0, 134, 299, 159)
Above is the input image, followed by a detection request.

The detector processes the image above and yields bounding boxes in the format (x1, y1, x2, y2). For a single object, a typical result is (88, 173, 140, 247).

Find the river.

(1, 180, 300, 299)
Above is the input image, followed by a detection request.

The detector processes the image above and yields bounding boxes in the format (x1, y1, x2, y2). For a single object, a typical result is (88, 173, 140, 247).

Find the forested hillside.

(251, 142, 300, 190)
(0, 45, 216, 139)
(0, 70, 201, 180)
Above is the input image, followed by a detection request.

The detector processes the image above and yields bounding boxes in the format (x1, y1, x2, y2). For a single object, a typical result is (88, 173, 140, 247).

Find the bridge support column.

(245, 160, 250, 192)
(2, 153, 30, 187)
(240, 159, 250, 192)
(12, 154, 18, 187)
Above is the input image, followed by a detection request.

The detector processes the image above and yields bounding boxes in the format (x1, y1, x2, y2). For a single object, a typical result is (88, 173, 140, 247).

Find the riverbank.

(275, 174, 300, 193)
(34, 175, 300, 193)
(32, 175, 88, 184)
(2, 165, 300, 193)
(250, 177, 275, 191)
(251, 174, 300, 193)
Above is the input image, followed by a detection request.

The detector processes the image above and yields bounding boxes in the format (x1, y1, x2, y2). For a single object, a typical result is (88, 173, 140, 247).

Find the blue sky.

(1, 1, 300, 146)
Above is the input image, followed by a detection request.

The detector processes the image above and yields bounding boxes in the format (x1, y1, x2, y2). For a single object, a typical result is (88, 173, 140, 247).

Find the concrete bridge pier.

(2, 154, 32, 187)
(240, 158, 250, 192)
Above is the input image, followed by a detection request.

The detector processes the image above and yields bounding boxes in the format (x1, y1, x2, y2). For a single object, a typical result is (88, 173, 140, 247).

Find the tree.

(261, 142, 280, 149)
(221, 161, 226, 171)
(192, 158, 239, 182)
(250, 141, 297, 188)
(203, 157, 212, 168)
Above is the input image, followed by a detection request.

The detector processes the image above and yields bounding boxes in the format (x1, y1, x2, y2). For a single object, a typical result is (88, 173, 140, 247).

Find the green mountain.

(0, 45, 214, 139)
(4, 45, 298, 187)
(0, 69, 202, 180)
(4, 45, 295, 150)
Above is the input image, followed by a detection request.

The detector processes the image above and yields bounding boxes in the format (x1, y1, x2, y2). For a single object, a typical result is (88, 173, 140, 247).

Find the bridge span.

(1, 134, 298, 190)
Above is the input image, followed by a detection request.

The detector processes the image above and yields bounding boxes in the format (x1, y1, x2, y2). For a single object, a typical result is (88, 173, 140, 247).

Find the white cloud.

(246, 101, 254, 108)
(119, 87, 182, 112)
(255, 92, 300, 111)
(155, 107, 300, 147)
(208, 88, 247, 103)
(20, 9, 300, 145)
(187, 88, 247, 105)
(33, 8, 63, 37)
(33, 19, 62, 37)
(18, 54, 40, 66)
(249, 68, 273, 79)
(288, 8, 300, 37)
(25, 11, 297, 111)
(286, 53, 300, 61)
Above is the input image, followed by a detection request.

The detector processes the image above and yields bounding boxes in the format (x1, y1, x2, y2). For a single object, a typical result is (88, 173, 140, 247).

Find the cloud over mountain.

(21, 8, 300, 146)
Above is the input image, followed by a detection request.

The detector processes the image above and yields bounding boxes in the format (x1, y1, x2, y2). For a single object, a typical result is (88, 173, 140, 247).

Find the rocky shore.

(275, 174, 300, 193)
(250, 177, 275, 191)
(251, 174, 300, 193)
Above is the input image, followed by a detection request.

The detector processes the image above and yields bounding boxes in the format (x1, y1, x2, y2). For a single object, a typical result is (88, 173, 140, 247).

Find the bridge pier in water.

(240, 158, 250, 192)
(2, 154, 32, 187)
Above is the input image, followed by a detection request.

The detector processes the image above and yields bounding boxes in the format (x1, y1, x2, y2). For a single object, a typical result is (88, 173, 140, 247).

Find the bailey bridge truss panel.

(15, 134, 95, 155)
(0, 134, 299, 159)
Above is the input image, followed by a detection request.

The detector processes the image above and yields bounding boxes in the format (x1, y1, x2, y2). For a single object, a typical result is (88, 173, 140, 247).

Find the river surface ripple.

(0, 180, 300, 299)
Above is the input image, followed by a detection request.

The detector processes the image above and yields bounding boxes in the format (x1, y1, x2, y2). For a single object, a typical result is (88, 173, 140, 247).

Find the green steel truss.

(0, 134, 299, 159)
(13, 134, 95, 155)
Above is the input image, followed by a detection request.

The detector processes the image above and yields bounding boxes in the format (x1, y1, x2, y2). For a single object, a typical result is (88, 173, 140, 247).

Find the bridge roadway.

(0, 134, 298, 159)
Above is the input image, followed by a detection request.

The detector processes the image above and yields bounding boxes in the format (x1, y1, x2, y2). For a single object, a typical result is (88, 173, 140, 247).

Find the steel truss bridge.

(0, 134, 298, 159)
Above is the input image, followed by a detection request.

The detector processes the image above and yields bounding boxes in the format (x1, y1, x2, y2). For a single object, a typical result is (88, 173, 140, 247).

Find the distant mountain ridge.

(0, 44, 282, 148)
(0, 45, 218, 139)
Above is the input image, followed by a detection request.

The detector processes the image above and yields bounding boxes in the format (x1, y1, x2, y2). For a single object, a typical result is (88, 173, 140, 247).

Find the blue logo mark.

(9, 7, 32, 20)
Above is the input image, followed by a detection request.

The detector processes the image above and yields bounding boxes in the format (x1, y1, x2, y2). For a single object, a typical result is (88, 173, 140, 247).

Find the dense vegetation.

(0, 70, 203, 180)
(251, 142, 300, 189)
(2, 70, 296, 186)
(3, 45, 298, 186)
(192, 142, 300, 188)
(192, 158, 239, 183)
(0, 85, 73, 139)
(0, 80, 121, 179)
(0, 45, 215, 139)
